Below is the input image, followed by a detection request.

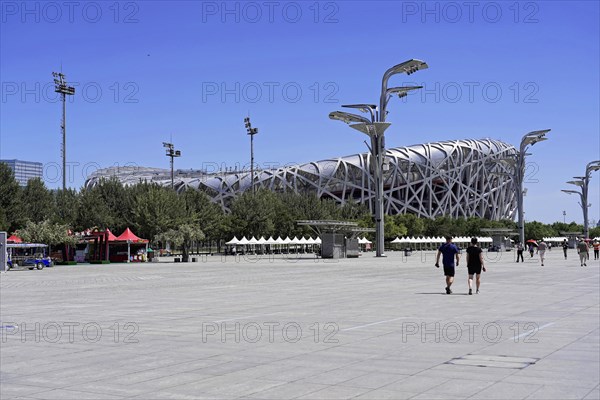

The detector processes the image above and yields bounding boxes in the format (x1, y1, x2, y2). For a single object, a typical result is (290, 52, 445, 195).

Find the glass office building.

(1, 159, 43, 186)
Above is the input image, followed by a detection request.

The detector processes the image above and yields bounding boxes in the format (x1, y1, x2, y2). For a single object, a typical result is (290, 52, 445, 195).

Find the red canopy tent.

(7, 235, 22, 243)
(115, 228, 148, 262)
(116, 228, 148, 243)
(81, 228, 119, 262)
(106, 229, 118, 242)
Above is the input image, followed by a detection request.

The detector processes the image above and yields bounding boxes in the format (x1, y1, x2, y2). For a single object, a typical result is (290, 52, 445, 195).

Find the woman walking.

(466, 237, 486, 295)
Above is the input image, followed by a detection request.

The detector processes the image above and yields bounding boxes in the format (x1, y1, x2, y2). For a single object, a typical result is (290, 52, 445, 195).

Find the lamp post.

(163, 142, 181, 190)
(52, 72, 75, 190)
(329, 59, 428, 257)
(244, 117, 259, 193)
(563, 160, 600, 239)
(515, 130, 550, 245)
(496, 130, 550, 245)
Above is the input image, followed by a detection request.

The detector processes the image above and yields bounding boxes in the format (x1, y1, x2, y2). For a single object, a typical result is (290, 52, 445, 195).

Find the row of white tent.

(390, 236, 494, 244)
(226, 236, 374, 246)
(543, 237, 600, 242)
(226, 236, 322, 246)
(541, 237, 568, 243)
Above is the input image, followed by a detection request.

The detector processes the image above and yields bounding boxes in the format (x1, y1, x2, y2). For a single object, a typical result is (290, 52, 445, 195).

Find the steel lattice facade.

(86, 138, 518, 220)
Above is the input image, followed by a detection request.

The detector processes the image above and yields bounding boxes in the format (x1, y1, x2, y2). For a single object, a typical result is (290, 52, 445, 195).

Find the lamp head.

(521, 129, 550, 146)
(329, 111, 372, 125)
(567, 180, 584, 187)
(386, 86, 423, 98)
(342, 104, 378, 114)
(387, 59, 429, 77)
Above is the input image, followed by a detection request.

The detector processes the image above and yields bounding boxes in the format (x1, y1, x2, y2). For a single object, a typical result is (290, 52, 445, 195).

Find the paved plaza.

(1, 249, 599, 399)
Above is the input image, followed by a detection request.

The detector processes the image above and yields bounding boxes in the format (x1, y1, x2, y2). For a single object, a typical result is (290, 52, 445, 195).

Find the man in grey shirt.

(538, 241, 547, 266)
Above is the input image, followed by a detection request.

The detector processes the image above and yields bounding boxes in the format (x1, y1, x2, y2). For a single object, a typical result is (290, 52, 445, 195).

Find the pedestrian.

(528, 243, 535, 258)
(562, 239, 568, 260)
(466, 237, 486, 295)
(435, 236, 460, 294)
(516, 242, 524, 263)
(538, 240, 547, 266)
(593, 240, 599, 260)
(577, 239, 589, 267)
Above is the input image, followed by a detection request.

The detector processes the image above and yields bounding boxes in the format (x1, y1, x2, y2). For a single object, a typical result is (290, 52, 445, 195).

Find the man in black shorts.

(435, 236, 460, 294)
(562, 239, 569, 260)
(466, 237, 486, 295)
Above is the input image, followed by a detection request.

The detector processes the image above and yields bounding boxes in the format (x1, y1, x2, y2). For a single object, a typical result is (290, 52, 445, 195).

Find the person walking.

(562, 239, 569, 260)
(516, 242, 524, 263)
(577, 239, 589, 267)
(528, 243, 535, 258)
(466, 237, 486, 295)
(435, 236, 460, 294)
(593, 240, 599, 260)
(538, 240, 547, 266)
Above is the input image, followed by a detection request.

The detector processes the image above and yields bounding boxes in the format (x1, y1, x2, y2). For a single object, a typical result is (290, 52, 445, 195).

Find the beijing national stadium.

(85, 138, 518, 220)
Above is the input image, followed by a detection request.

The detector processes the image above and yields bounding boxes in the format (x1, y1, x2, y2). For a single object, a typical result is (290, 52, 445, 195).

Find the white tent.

(225, 236, 239, 245)
(391, 237, 402, 243)
(257, 236, 267, 244)
(238, 236, 249, 245)
(314, 237, 322, 244)
(266, 236, 277, 245)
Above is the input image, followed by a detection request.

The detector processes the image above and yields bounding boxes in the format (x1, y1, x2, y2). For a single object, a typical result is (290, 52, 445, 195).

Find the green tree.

(394, 213, 425, 237)
(0, 162, 23, 231)
(129, 182, 184, 240)
(425, 216, 465, 237)
(229, 189, 279, 237)
(53, 188, 79, 227)
(549, 221, 583, 236)
(21, 178, 55, 223)
(384, 217, 407, 241)
(94, 177, 130, 233)
(76, 186, 114, 231)
(524, 221, 554, 240)
(15, 220, 78, 248)
(155, 224, 205, 262)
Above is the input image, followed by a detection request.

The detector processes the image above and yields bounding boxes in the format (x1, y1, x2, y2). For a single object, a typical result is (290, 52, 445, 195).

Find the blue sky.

(1, 0, 599, 224)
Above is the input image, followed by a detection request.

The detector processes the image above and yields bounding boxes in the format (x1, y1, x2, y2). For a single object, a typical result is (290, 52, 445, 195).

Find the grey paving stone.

(582, 386, 600, 400)
(245, 381, 328, 399)
(337, 371, 408, 389)
(353, 389, 419, 399)
(0, 251, 598, 399)
(379, 375, 449, 393)
(27, 388, 125, 399)
(0, 383, 51, 399)
(295, 384, 373, 399)
(470, 381, 543, 399)
(525, 384, 599, 399)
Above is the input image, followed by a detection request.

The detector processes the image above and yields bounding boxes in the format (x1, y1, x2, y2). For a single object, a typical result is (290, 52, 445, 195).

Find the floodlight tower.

(52, 72, 75, 190)
(244, 117, 259, 193)
(163, 142, 181, 190)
